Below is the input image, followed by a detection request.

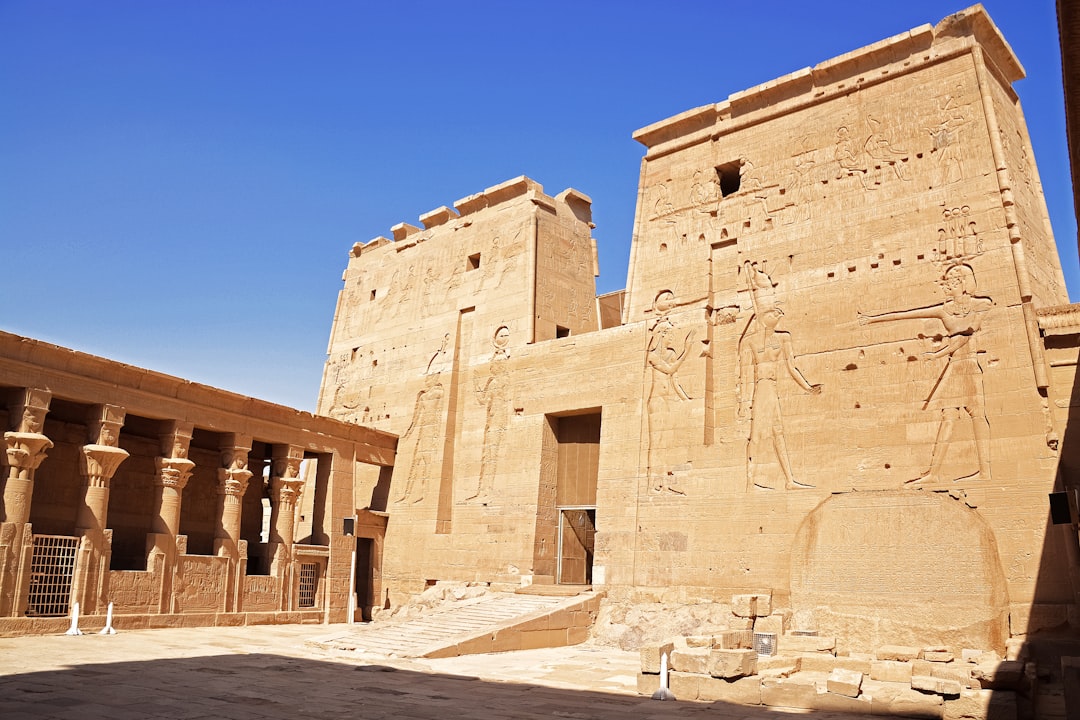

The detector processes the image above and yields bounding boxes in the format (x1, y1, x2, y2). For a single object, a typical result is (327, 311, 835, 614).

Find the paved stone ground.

(0, 623, 880, 720)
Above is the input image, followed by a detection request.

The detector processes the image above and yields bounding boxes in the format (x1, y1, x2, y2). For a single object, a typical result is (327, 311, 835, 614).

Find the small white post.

(651, 651, 676, 701)
(99, 602, 116, 634)
(65, 602, 83, 636)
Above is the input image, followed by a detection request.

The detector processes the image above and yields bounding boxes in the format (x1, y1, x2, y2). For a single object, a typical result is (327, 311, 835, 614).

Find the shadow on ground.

(0, 650, 886, 720)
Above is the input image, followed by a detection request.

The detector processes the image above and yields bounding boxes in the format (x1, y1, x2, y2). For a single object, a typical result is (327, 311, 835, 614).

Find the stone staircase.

(310, 590, 603, 659)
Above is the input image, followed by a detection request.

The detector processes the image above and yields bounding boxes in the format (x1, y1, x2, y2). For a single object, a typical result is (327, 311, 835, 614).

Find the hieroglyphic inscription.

(175, 555, 228, 612)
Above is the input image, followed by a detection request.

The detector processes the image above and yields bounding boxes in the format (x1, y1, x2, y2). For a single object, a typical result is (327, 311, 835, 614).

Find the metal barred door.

(27, 535, 79, 616)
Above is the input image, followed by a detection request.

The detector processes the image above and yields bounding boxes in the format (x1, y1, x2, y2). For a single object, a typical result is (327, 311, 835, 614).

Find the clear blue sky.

(2, 1, 1075, 411)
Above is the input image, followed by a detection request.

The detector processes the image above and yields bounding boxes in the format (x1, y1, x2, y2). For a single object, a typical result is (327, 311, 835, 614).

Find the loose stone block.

(708, 648, 757, 679)
(731, 593, 771, 618)
(871, 660, 914, 683)
(943, 688, 1016, 720)
(670, 646, 711, 674)
(753, 613, 786, 635)
(698, 675, 762, 705)
(827, 667, 863, 697)
(971, 660, 1023, 689)
(668, 670, 701, 700)
(715, 629, 754, 649)
(923, 647, 954, 663)
(930, 664, 976, 689)
(760, 676, 820, 709)
(640, 641, 674, 674)
(877, 687, 945, 719)
(780, 634, 836, 653)
(637, 672, 661, 696)
(879, 645, 923, 661)
(912, 675, 962, 696)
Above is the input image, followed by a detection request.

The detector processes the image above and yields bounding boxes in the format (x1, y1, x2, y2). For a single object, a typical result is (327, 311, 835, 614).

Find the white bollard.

(65, 602, 83, 636)
(651, 651, 676, 700)
(99, 602, 116, 635)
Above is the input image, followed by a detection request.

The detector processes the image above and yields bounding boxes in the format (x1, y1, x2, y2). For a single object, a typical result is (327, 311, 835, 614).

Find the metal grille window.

(27, 535, 79, 617)
(298, 562, 318, 608)
(753, 632, 777, 657)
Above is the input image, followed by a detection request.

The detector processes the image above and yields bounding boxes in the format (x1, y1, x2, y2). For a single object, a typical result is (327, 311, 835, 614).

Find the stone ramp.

(311, 591, 603, 659)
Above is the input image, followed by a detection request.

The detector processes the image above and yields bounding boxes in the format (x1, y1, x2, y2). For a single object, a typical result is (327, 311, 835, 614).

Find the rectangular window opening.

(555, 325, 570, 339)
(467, 253, 481, 271)
(716, 161, 742, 197)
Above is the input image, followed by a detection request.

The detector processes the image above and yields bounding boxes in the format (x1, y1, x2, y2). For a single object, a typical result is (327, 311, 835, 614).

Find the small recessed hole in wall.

(744, 220, 751, 229)
(822, 179, 829, 184)
(878, 253, 884, 259)
(858, 349, 865, 359)
(848, 265, 856, 272)
(916, 152, 924, 159)
(907, 356, 918, 362)
(716, 160, 742, 197)
(425, 579, 437, 588)
(871, 262, 879, 269)
(556, 325, 570, 339)
(885, 463, 891, 469)
(893, 259, 902, 266)
(467, 253, 481, 271)
(372, 359, 378, 367)
(370, 289, 377, 300)
(514, 407, 524, 415)
(854, 402, 861, 409)
(827, 271, 835, 278)
(660, 243, 668, 253)
(844, 363, 858, 371)
(917, 254, 925, 260)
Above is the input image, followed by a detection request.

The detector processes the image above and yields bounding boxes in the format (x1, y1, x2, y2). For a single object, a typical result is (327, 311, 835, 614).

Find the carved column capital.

(217, 467, 252, 497)
(3, 432, 54, 473)
(155, 457, 195, 490)
(271, 476, 304, 506)
(80, 444, 130, 488)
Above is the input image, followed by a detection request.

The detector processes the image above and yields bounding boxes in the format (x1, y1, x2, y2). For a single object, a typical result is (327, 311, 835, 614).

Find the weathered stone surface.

(668, 670, 700, 700)
(923, 647, 954, 663)
(827, 667, 863, 697)
(871, 660, 914, 683)
(707, 648, 757, 679)
(698, 675, 762, 705)
(637, 672, 660, 697)
(971, 660, 1023, 689)
(943, 688, 1017, 720)
(930, 664, 976, 689)
(781, 634, 836, 653)
(640, 640, 674, 674)
(731, 593, 771, 618)
(874, 686, 945, 719)
(880, 645, 923, 661)
(753, 613, 785, 635)
(912, 674, 962, 696)
(670, 646, 711, 674)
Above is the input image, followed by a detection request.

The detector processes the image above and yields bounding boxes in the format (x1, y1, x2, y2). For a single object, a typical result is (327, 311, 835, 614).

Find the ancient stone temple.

(322, 3, 1079, 660)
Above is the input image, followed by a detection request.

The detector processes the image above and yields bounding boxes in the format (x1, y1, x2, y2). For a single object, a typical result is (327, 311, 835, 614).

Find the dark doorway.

(355, 537, 374, 621)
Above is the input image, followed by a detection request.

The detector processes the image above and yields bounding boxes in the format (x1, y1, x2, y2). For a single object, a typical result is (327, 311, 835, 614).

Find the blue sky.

(1, 1, 1074, 411)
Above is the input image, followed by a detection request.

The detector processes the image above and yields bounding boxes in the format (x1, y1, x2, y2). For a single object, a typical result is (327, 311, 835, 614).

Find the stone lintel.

(419, 205, 460, 229)
(390, 222, 421, 242)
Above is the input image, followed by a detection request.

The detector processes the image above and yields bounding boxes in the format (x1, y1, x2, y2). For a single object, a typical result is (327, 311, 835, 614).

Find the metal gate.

(27, 535, 79, 616)
(298, 562, 318, 608)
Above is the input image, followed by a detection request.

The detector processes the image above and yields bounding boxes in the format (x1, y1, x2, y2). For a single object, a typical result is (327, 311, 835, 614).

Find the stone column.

(0, 389, 52, 617)
(148, 421, 194, 614)
(215, 434, 251, 613)
(269, 445, 304, 610)
(72, 404, 129, 615)
(1, 389, 53, 525)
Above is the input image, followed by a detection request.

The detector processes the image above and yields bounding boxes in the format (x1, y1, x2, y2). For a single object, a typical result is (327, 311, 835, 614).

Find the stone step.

(310, 591, 602, 658)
